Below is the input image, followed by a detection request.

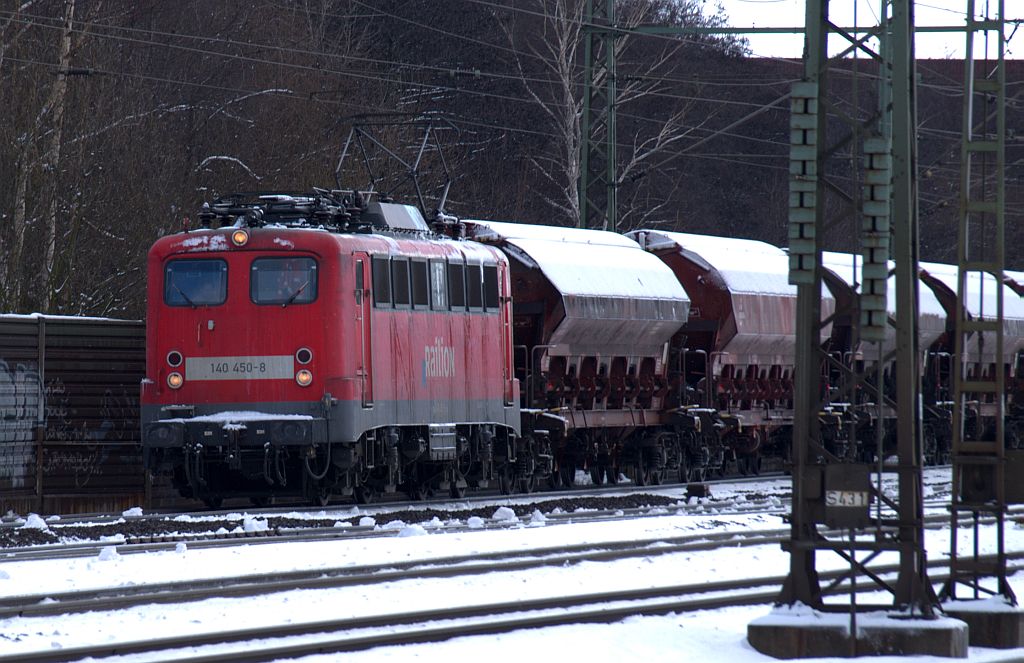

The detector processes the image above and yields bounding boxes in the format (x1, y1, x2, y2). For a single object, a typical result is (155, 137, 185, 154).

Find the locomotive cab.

(142, 194, 519, 507)
(142, 226, 336, 507)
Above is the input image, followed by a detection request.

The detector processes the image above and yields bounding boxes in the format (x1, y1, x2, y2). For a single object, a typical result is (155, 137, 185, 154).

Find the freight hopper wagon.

(463, 221, 693, 487)
(821, 253, 948, 464)
(1000, 270, 1024, 449)
(631, 231, 836, 475)
(919, 262, 1024, 457)
(142, 194, 520, 507)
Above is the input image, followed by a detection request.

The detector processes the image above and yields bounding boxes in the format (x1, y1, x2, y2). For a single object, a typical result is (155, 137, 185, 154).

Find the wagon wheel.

(737, 455, 750, 476)
(517, 473, 536, 494)
(449, 482, 467, 499)
(202, 496, 223, 510)
(634, 462, 647, 487)
(249, 496, 271, 508)
(677, 451, 691, 484)
(687, 465, 706, 483)
(636, 450, 664, 486)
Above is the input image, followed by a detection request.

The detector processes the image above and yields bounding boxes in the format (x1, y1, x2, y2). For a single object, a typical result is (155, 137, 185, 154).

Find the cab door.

(499, 261, 515, 406)
(354, 254, 373, 407)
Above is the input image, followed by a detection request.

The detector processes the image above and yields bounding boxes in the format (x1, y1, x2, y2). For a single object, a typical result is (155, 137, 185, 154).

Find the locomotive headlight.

(167, 372, 184, 389)
(231, 229, 249, 246)
(295, 369, 313, 387)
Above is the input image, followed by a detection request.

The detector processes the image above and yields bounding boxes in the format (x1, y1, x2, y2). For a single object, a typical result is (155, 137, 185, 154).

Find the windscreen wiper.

(171, 281, 197, 309)
(282, 280, 309, 308)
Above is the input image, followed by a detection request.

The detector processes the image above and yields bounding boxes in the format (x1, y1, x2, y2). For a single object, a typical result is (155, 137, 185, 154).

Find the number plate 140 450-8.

(185, 355, 294, 380)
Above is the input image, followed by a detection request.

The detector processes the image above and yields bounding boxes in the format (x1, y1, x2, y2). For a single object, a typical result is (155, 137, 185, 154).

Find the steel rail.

(0, 470, 796, 531)
(3, 557, 1019, 663)
(0, 528, 792, 619)
(0, 499, 793, 561)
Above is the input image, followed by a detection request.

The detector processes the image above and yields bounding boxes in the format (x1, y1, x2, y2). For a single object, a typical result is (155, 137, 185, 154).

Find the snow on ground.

(1, 470, 1023, 662)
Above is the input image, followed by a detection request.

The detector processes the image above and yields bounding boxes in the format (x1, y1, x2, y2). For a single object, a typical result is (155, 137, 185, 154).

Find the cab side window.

(411, 260, 429, 309)
(447, 261, 466, 311)
(430, 260, 447, 310)
(372, 256, 392, 307)
(466, 263, 483, 310)
(483, 264, 499, 311)
(391, 258, 411, 307)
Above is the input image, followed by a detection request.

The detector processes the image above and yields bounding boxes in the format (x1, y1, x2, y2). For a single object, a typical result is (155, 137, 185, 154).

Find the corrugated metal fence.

(0, 315, 147, 515)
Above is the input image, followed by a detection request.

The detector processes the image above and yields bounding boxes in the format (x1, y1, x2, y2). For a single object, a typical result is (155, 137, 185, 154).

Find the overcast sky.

(714, 0, 1021, 59)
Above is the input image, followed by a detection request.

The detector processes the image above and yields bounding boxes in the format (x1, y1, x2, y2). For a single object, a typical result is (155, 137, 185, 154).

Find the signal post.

(748, 0, 969, 656)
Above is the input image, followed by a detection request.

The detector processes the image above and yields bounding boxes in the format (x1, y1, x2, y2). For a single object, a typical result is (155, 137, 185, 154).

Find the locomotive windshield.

(251, 257, 318, 306)
(164, 259, 227, 307)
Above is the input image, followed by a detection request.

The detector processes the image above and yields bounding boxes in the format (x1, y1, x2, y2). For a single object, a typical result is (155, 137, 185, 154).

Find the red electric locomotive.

(142, 192, 519, 506)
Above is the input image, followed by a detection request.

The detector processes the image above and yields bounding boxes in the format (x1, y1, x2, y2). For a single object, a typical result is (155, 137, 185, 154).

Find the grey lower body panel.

(141, 398, 520, 449)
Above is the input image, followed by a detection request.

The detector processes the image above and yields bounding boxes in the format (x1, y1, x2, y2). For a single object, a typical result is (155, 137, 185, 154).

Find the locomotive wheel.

(406, 482, 432, 501)
(561, 465, 577, 489)
(354, 484, 376, 505)
(559, 464, 576, 488)
(202, 496, 223, 510)
(310, 486, 331, 507)
(450, 482, 467, 499)
(249, 496, 271, 508)
(589, 467, 602, 485)
(737, 456, 750, 476)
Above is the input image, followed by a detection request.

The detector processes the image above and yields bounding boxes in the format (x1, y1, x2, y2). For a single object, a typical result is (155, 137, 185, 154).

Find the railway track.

(0, 528, 791, 619)
(3, 548, 1019, 663)
(0, 466, 956, 556)
(0, 475, 795, 556)
(0, 469, 791, 529)
(0, 493, 969, 564)
(2, 502, 1009, 620)
(0, 495, 790, 563)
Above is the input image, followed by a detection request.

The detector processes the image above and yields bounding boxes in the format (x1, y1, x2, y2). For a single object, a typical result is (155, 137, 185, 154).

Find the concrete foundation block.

(748, 605, 969, 659)
(943, 598, 1024, 648)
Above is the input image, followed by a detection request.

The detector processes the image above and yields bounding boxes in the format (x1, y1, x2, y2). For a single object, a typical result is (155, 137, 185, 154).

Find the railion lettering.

(423, 337, 456, 379)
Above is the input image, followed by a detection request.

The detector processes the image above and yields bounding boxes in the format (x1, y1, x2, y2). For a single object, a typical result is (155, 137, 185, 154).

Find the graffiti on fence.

(0, 359, 41, 487)
(43, 380, 138, 443)
(40, 445, 112, 488)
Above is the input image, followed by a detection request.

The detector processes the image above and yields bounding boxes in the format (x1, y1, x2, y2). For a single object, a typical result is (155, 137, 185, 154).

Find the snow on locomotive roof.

(464, 220, 689, 302)
(628, 230, 794, 296)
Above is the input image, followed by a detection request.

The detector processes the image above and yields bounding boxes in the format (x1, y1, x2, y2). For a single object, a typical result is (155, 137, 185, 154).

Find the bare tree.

(500, 0, 741, 229)
(0, 0, 78, 310)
